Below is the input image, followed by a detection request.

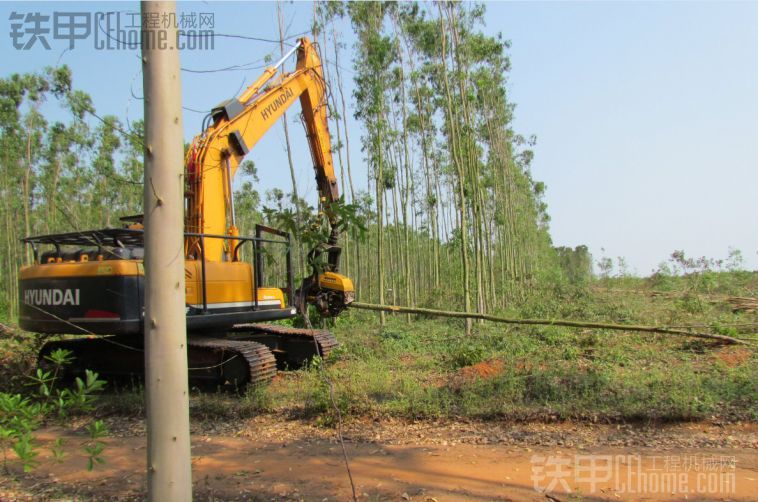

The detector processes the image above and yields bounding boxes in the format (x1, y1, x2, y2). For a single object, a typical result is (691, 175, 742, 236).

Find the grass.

(264, 272, 757, 423)
(274, 315, 755, 423)
(1, 272, 756, 424)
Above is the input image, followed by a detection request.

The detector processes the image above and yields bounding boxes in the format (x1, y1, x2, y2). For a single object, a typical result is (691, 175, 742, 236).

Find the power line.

(200, 31, 310, 46)
(326, 59, 356, 76)
(95, 13, 309, 49)
(300, 303, 358, 502)
(181, 61, 270, 74)
(86, 108, 143, 145)
(127, 73, 208, 115)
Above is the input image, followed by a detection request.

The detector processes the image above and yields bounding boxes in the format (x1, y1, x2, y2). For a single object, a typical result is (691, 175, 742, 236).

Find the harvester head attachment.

(295, 271, 354, 317)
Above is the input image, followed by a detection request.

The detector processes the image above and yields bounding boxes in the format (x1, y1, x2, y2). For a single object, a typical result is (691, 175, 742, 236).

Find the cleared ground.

(0, 417, 755, 501)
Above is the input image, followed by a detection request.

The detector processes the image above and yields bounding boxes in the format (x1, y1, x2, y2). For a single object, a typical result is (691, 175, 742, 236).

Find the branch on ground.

(349, 302, 754, 346)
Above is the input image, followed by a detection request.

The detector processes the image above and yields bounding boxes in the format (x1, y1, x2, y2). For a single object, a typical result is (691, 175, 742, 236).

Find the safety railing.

(23, 226, 294, 315)
(188, 225, 293, 313)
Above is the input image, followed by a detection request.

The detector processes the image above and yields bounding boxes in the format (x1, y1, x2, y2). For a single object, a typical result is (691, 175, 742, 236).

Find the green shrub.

(0, 348, 107, 473)
(448, 344, 486, 369)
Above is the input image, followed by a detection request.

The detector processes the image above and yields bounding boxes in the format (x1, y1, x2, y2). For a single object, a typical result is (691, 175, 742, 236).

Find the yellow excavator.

(18, 38, 354, 388)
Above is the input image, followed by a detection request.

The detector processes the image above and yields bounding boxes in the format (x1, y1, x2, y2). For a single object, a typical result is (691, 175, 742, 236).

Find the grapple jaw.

(295, 271, 354, 317)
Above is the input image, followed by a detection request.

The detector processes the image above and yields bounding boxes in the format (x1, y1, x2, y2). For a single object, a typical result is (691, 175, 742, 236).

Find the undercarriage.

(39, 323, 339, 390)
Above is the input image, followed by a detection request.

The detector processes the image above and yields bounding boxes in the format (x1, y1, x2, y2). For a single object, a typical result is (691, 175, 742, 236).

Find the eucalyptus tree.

(0, 66, 148, 317)
(349, 0, 396, 324)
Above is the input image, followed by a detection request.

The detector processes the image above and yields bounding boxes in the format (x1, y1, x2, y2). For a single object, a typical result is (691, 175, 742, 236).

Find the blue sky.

(2, 1, 756, 274)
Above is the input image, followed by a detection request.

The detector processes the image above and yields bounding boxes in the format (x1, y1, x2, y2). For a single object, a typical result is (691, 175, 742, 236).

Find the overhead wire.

(181, 60, 271, 74)
(86, 108, 143, 145)
(202, 31, 309, 46)
(94, 12, 309, 50)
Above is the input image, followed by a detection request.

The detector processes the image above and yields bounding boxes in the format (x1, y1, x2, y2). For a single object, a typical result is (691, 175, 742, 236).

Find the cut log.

(349, 302, 753, 346)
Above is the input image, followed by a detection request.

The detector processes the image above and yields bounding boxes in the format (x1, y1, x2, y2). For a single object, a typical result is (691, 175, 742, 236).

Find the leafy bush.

(0, 348, 107, 473)
(448, 343, 486, 369)
(677, 294, 707, 314)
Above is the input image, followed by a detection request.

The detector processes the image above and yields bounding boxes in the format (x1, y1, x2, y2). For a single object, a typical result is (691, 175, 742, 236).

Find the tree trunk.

(350, 302, 751, 346)
(141, 2, 192, 499)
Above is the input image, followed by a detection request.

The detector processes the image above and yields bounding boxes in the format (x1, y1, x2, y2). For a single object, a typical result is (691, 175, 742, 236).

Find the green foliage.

(0, 5, 754, 453)
(642, 249, 754, 297)
(30, 349, 106, 418)
(263, 195, 367, 277)
(555, 245, 593, 284)
(50, 437, 65, 464)
(0, 393, 43, 473)
(596, 251, 614, 279)
(710, 322, 739, 338)
(0, 348, 107, 473)
(11, 433, 38, 473)
(448, 343, 486, 369)
(259, 272, 756, 423)
(649, 261, 675, 290)
(82, 420, 107, 471)
(338, 1, 562, 315)
(677, 294, 707, 314)
(0, 271, 746, 432)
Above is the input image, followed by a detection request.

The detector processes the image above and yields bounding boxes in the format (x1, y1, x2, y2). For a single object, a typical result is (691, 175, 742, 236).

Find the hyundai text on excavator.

(17, 38, 354, 388)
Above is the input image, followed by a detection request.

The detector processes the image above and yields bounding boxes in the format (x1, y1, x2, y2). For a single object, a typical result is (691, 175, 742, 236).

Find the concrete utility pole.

(141, 1, 192, 500)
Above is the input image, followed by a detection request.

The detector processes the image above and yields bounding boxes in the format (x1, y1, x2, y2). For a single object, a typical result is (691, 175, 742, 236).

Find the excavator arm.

(185, 37, 352, 315)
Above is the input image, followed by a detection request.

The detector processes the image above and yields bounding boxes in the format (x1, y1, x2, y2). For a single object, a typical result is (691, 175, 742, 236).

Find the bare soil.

(714, 347, 753, 368)
(454, 360, 505, 384)
(0, 417, 755, 501)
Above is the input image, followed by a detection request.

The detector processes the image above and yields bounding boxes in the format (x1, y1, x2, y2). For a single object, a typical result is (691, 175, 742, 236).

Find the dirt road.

(0, 417, 755, 501)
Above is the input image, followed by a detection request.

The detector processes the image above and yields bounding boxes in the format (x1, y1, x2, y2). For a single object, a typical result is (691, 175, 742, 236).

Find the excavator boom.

(184, 37, 352, 316)
(186, 38, 339, 261)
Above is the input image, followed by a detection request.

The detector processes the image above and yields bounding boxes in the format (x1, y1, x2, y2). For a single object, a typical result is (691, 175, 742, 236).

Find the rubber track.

(188, 336, 277, 386)
(232, 323, 340, 359)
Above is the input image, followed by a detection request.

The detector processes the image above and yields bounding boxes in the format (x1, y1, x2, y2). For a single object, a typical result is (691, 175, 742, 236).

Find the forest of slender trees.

(314, 2, 562, 328)
(0, 2, 580, 326)
(0, 66, 144, 318)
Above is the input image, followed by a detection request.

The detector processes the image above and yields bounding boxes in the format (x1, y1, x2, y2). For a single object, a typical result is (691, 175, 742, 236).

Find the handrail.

(191, 229, 292, 314)
(24, 226, 294, 314)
